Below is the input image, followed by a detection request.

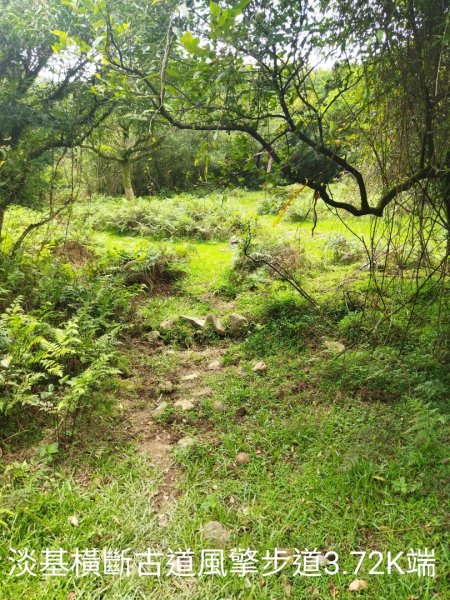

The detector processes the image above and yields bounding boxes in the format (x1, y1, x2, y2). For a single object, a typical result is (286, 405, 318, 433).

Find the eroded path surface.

(118, 319, 235, 524)
(115, 241, 241, 523)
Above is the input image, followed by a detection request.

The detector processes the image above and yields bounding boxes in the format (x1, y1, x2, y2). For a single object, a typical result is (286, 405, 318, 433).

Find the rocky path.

(118, 331, 234, 523)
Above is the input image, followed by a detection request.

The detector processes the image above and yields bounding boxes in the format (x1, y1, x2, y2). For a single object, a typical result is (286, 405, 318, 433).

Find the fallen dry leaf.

(328, 580, 339, 598)
(308, 585, 320, 597)
(281, 576, 292, 597)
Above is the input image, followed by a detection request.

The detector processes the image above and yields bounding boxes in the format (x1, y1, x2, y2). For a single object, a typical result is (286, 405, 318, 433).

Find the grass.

(0, 185, 448, 599)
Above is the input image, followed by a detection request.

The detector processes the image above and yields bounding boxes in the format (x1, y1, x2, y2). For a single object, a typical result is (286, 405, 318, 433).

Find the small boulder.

(68, 515, 79, 527)
(236, 452, 251, 465)
(208, 360, 221, 370)
(177, 436, 196, 449)
(181, 372, 200, 382)
(317, 554, 329, 566)
(212, 400, 226, 411)
(205, 314, 226, 336)
(145, 330, 161, 343)
(348, 579, 368, 592)
(174, 400, 195, 412)
(153, 402, 169, 418)
(159, 380, 174, 394)
(324, 340, 346, 354)
(202, 521, 231, 546)
(160, 318, 176, 330)
(179, 315, 206, 329)
(191, 387, 214, 398)
(252, 361, 267, 373)
(229, 313, 248, 336)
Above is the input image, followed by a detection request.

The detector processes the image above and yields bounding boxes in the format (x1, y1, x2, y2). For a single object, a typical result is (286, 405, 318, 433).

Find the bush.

(233, 239, 307, 279)
(0, 244, 185, 437)
(257, 195, 285, 216)
(0, 301, 119, 436)
(82, 195, 245, 241)
(325, 233, 365, 264)
(93, 246, 188, 291)
(320, 345, 448, 403)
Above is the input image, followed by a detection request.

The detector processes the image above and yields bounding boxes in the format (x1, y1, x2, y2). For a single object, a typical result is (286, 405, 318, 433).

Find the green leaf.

(376, 30, 386, 43)
(51, 30, 68, 40)
(114, 22, 129, 35)
(210, 1, 221, 18)
(47, 442, 59, 454)
(180, 32, 206, 56)
(233, 0, 251, 11)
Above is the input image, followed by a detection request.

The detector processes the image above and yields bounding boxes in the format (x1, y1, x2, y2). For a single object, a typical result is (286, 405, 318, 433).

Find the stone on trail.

(177, 436, 196, 449)
(145, 330, 161, 343)
(153, 402, 169, 418)
(252, 361, 267, 372)
(157, 513, 169, 527)
(68, 515, 79, 527)
(191, 387, 214, 398)
(159, 380, 174, 394)
(139, 440, 172, 462)
(181, 372, 200, 382)
(208, 360, 221, 370)
(179, 315, 206, 329)
(205, 314, 226, 336)
(229, 313, 248, 335)
(174, 400, 195, 411)
(202, 521, 231, 546)
(235, 452, 251, 465)
(348, 579, 368, 592)
(212, 400, 226, 411)
(160, 318, 176, 330)
(324, 339, 346, 354)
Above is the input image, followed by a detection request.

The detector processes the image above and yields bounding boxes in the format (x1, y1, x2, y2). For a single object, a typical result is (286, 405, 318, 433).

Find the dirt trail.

(119, 335, 229, 518)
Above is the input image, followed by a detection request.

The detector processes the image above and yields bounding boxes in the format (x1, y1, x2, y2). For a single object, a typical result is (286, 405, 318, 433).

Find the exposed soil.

(117, 333, 229, 515)
(52, 240, 95, 266)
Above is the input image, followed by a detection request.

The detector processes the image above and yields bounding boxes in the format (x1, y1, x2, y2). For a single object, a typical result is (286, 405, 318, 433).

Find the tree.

(72, 0, 448, 237)
(0, 0, 112, 245)
(82, 113, 159, 201)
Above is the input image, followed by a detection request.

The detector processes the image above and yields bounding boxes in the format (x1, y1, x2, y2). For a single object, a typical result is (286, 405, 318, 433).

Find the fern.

(0, 301, 119, 428)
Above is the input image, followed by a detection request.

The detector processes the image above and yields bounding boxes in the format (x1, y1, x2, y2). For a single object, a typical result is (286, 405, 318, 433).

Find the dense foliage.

(0, 2, 448, 598)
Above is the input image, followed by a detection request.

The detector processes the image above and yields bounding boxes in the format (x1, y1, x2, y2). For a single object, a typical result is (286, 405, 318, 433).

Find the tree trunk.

(442, 150, 450, 263)
(0, 204, 5, 246)
(122, 161, 135, 202)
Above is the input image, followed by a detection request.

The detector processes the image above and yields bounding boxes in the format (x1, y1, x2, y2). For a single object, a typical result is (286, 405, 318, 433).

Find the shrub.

(233, 239, 307, 279)
(0, 245, 185, 438)
(82, 195, 245, 241)
(257, 195, 285, 216)
(0, 301, 119, 436)
(325, 233, 365, 264)
(97, 246, 188, 290)
(320, 345, 448, 403)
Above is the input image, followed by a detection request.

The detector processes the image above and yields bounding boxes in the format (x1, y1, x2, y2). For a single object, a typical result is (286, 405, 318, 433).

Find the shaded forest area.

(0, 0, 449, 598)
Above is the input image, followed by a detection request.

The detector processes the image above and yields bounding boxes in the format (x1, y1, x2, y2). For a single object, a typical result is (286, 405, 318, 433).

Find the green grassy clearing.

(0, 187, 448, 599)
